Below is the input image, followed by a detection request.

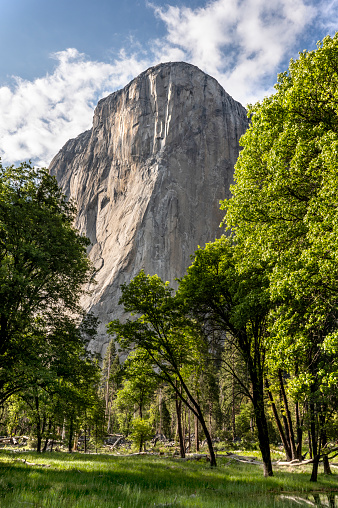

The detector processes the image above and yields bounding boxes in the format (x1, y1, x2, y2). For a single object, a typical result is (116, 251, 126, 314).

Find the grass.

(0, 448, 338, 507)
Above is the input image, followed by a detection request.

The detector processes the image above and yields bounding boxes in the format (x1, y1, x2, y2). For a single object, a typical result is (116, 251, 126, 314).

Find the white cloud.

(151, 0, 316, 104)
(0, 48, 149, 167)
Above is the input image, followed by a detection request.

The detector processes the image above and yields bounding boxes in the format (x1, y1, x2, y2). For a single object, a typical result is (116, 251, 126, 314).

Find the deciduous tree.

(0, 161, 93, 404)
(222, 34, 338, 481)
(107, 271, 217, 466)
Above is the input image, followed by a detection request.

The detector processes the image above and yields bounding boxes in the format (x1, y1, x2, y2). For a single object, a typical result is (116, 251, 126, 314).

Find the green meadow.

(1, 449, 338, 507)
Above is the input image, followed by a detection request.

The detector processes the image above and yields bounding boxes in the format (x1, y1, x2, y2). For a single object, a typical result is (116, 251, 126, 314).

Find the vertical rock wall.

(49, 62, 248, 353)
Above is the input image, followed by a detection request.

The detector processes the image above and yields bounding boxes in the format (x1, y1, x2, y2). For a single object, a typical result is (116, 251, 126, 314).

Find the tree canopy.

(178, 237, 273, 476)
(108, 270, 218, 466)
(221, 33, 338, 481)
(0, 161, 94, 404)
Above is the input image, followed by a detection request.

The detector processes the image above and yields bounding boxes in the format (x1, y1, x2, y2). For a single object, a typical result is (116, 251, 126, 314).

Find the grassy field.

(0, 449, 338, 507)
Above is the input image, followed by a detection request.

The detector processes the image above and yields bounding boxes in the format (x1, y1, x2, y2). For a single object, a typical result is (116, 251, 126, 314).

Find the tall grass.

(0, 449, 337, 507)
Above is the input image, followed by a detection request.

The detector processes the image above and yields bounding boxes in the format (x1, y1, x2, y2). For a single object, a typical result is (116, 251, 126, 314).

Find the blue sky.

(0, 0, 337, 166)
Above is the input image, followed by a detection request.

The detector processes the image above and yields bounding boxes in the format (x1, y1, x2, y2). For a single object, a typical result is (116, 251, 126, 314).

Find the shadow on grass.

(0, 450, 337, 507)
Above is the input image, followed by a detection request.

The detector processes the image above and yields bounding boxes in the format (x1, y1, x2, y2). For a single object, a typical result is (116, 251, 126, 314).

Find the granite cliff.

(49, 62, 248, 353)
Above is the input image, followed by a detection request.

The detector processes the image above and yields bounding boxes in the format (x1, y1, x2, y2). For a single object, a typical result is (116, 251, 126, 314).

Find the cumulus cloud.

(150, 0, 316, 104)
(0, 49, 149, 166)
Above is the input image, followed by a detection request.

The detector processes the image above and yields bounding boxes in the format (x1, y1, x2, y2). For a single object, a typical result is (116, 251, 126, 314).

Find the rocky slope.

(49, 62, 248, 354)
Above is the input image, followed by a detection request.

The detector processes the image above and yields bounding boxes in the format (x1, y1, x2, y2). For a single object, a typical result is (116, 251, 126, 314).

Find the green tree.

(178, 237, 273, 476)
(122, 349, 159, 419)
(222, 34, 338, 481)
(0, 161, 93, 404)
(100, 339, 121, 432)
(4, 313, 101, 452)
(130, 417, 153, 453)
(107, 270, 217, 466)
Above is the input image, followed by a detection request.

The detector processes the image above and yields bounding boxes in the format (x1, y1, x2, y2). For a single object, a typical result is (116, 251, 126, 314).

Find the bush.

(130, 418, 153, 452)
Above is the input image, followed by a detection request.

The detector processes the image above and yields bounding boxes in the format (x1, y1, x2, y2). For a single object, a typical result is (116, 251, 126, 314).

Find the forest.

(1, 33, 338, 493)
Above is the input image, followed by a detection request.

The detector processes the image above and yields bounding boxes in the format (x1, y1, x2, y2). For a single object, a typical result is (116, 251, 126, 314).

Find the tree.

(114, 349, 159, 433)
(107, 270, 217, 466)
(3, 312, 101, 452)
(0, 161, 93, 404)
(100, 339, 122, 432)
(178, 236, 274, 476)
(130, 417, 153, 453)
(222, 34, 338, 481)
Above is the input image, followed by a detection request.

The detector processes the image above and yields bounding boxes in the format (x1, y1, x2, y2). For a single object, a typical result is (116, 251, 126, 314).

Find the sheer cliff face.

(49, 62, 248, 353)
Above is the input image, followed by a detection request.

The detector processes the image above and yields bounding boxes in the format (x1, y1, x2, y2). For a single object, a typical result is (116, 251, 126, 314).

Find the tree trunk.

(61, 419, 66, 441)
(73, 432, 79, 452)
(159, 389, 162, 435)
(209, 400, 212, 438)
(310, 454, 320, 482)
(42, 419, 52, 452)
(197, 408, 217, 467)
(195, 414, 199, 452)
(175, 391, 185, 458)
(107, 403, 111, 434)
(308, 428, 313, 459)
(105, 350, 111, 413)
(323, 454, 331, 475)
(232, 350, 236, 440)
(36, 433, 42, 453)
(327, 494, 336, 508)
(265, 379, 292, 461)
(188, 410, 191, 452)
(232, 389, 236, 441)
(309, 402, 318, 482)
(68, 418, 74, 453)
(278, 370, 297, 460)
(34, 396, 45, 454)
(321, 431, 331, 475)
(295, 401, 303, 460)
(252, 388, 273, 477)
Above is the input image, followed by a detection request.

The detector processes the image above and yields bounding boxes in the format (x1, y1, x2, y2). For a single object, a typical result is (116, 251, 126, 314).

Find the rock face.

(49, 62, 248, 354)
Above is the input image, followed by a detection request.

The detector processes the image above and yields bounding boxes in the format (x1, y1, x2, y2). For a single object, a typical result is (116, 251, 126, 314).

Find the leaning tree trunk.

(265, 379, 292, 461)
(176, 377, 216, 466)
(278, 370, 297, 460)
(197, 407, 217, 467)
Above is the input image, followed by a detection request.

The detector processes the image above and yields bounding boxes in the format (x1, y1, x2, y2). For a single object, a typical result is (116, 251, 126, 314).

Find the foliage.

(129, 417, 153, 452)
(100, 339, 122, 432)
(221, 34, 338, 480)
(0, 161, 94, 404)
(0, 160, 104, 453)
(112, 349, 159, 436)
(107, 270, 217, 466)
(178, 236, 273, 476)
